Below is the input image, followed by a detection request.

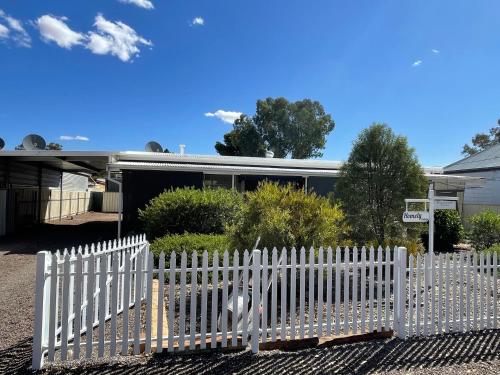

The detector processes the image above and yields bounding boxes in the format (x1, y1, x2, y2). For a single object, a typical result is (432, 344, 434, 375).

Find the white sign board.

(435, 200, 456, 210)
(402, 211, 429, 223)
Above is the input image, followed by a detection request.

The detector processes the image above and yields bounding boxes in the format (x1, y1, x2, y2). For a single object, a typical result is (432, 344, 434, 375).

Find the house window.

(203, 174, 233, 189)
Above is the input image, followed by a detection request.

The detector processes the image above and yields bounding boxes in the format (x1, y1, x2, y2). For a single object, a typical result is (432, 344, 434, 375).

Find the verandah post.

(251, 249, 261, 354)
(32, 251, 50, 370)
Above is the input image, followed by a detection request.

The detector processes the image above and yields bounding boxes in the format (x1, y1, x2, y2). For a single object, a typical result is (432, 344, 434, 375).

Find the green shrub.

(421, 210, 464, 252)
(469, 210, 500, 251)
(150, 233, 231, 268)
(227, 181, 350, 250)
(483, 243, 500, 255)
(138, 187, 243, 239)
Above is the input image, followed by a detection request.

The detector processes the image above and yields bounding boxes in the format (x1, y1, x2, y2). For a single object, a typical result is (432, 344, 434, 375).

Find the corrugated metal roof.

(444, 143, 500, 173)
(109, 161, 342, 177)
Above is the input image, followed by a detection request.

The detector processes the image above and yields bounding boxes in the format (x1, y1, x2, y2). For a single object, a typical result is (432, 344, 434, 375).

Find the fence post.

(251, 249, 261, 354)
(395, 247, 407, 338)
(32, 251, 50, 370)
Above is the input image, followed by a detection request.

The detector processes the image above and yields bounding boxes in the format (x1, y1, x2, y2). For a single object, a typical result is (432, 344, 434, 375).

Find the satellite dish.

(0, 138, 4, 150)
(22, 134, 46, 150)
(145, 141, 163, 153)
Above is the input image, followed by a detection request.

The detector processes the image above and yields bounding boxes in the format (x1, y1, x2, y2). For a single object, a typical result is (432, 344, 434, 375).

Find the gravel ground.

(0, 213, 118, 365)
(37, 329, 500, 374)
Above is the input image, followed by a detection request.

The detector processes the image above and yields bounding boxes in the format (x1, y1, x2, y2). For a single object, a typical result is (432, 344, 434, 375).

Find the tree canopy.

(462, 118, 500, 156)
(336, 124, 427, 244)
(215, 97, 335, 159)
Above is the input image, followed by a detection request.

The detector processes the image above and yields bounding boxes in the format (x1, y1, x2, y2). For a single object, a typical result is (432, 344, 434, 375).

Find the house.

(0, 148, 485, 236)
(444, 143, 500, 223)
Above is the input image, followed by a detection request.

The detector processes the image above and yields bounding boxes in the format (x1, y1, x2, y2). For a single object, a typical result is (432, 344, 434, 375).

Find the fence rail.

(32, 237, 500, 370)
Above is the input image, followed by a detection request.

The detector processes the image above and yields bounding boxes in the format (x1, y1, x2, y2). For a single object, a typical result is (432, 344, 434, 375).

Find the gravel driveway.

(0, 213, 118, 372)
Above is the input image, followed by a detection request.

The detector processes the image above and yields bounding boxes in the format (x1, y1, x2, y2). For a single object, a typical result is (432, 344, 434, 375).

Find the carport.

(0, 151, 112, 236)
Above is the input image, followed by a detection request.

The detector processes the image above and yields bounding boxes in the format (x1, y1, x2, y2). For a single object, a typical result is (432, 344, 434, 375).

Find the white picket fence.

(32, 235, 149, 370)
(32, 237, 499, 370)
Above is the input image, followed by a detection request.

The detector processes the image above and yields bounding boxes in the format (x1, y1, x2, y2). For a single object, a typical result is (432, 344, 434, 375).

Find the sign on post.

(402, 211, 429, 223)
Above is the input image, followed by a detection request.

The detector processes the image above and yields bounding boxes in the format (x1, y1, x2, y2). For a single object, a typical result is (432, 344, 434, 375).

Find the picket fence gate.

(32, 235, 499, 370)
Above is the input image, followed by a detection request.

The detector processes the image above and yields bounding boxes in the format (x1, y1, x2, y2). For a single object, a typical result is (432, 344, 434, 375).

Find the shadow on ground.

(0, 213, 119, 255)
(3, 329, 494, 374)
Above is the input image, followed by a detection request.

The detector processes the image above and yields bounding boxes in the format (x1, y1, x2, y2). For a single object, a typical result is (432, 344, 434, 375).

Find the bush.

(469, 210, 500, 251)
(227, 182, 350, 250)
(138, 187, 243, 239)
(421, 210, 464, 252)
(150, 233, 231, 267)
(483, 243, 500, 255)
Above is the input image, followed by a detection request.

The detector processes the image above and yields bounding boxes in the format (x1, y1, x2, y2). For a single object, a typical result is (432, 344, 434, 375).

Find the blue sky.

(0, 0, 499, 166)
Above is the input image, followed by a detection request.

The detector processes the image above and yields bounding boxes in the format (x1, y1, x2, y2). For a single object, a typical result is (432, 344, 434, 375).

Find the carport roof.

(0, 151, 112, 174)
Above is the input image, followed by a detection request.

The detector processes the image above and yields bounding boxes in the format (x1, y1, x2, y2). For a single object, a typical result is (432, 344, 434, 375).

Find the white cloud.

(191, 17, 205, 26)
(412, 60, 422, 67)
(86, 14, 152, 62)
(0, 9, 31, 47)
(205, 110, 242, 124)
(60, 135, 90, 141)
(432, 48, 440, 54)
(119, 0, 154, 10)
(36, 15, 85, 49)
(0, 23, 8, 39)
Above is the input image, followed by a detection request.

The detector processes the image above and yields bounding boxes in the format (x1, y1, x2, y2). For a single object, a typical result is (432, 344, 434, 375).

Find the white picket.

(73, 253, 83, 360)
(157, 252, 165, 353)
(97, 254, 107, 357)
(299, 247, 306, 339)
(232, 250, 240, 346)
(309, 247, 315, 337)
(280, 247, 288, 341)
(368, 247, 374, 333)
(384, 247, 391, 331)
(121, 252, 131, 355)
(133, 250, 143, 355)
(326, 247, 333, 336)
(352, 247, 358, 335)
(261, 249, 268, 344)
(251, 249, 261, 354)
(360, 247, 366, 334)
(458, 252, 464, 332)
(408, 254, 414, 337)
(290, 247, 297, 340)
(451, 254, 458, 332)
(60, 254, 70, 361)
(318, 247, 324, 337)
(200, 251, 208, 349)
(85, 254, 95, 359)
(145, 254, 154, 354)
(423, 254, 429, 336)
(242, 250, 249, 346)
(271, 248, 278, 342)
(168, 252, 176, 352)
(221, 251, 229, 347)
(485, 252, 491, 329)
(335, 247, 341, 336)
(437, 253, 443, 334)
(493, 252, 498, 329)
(473, 252, 478, 330)
(465, 252, 471, 332)
(343, 247, 349, 334)
(444, 255, 451, 333)
(211, 251, 220, 349)
(179, 252, 187, 351)
(415, 254, 422, 336)
(190, 252, 198, 350)
(430, 252, 436, 336)
(479, 252, 484, 330)
(110, 252, 119, 357)
(377, 247, 383, 332)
